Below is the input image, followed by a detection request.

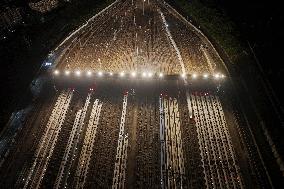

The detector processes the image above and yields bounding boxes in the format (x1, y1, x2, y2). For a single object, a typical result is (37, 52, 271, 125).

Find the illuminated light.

(54, 70, 60, 75)
(75, 70, 81, 76)
(192, 73, 198, 79)
(203, 74, 208, 79)
(159, 73, 164, 78)
(86, 71, 92, 76)
(142, 72, 147, 77)
(120, 72, 125, 77)
(221, 74, 225, 78)
(45, 62, 52, 66)
(98, 71, 103, 77)
(65, 70, 70, 76)
(147, 72, 153, 78)
(181, 73, 187, 78)
(109, 72, 113, 76)
(131, 72, 137, 77)
(214, 73, 220, 79)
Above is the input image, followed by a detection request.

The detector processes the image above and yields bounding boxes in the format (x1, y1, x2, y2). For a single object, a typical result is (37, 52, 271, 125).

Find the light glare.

(65, 70, 70, 76)
(75, 70, 81, 76)
(214, 73, 220, 79)
(87, 71, 92, 76)
(54, 70, 59, 75)
(120, 72, 125, 77)
(98, 71, 103, 77)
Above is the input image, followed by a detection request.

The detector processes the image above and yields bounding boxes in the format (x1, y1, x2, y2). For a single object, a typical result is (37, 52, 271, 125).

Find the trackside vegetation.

(169, 0, 245, 63)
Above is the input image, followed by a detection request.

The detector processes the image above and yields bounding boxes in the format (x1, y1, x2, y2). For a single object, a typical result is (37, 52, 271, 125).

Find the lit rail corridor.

(112, 94, 129, 189)
(159, 96, 185, 189)
(187, 92, 244, 189)
(23, 89, 73, 189)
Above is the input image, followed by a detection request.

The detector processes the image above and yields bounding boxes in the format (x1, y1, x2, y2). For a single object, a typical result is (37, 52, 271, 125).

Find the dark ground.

(202, 0, 284, 105)
(0, 0, 113, 131)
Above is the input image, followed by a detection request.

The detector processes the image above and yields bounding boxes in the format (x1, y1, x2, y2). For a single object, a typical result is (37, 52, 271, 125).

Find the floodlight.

(120, 72, 125, 77)
(86, 71, 92, 76)
(131, 72, 137, 77)
(98, 71, 103, 77)
(192, 73, 198, 79)
(214, 73, 220, 79)
(65, 70, 70, 76)
(54, 70, 60, 75)
(75, 70, 81, 76)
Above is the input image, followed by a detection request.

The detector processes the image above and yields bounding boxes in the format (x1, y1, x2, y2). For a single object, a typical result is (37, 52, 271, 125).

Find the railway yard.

(0, 0, 271, 188)
(0, 79, 249, 189)
(53, 0, 226, 75)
